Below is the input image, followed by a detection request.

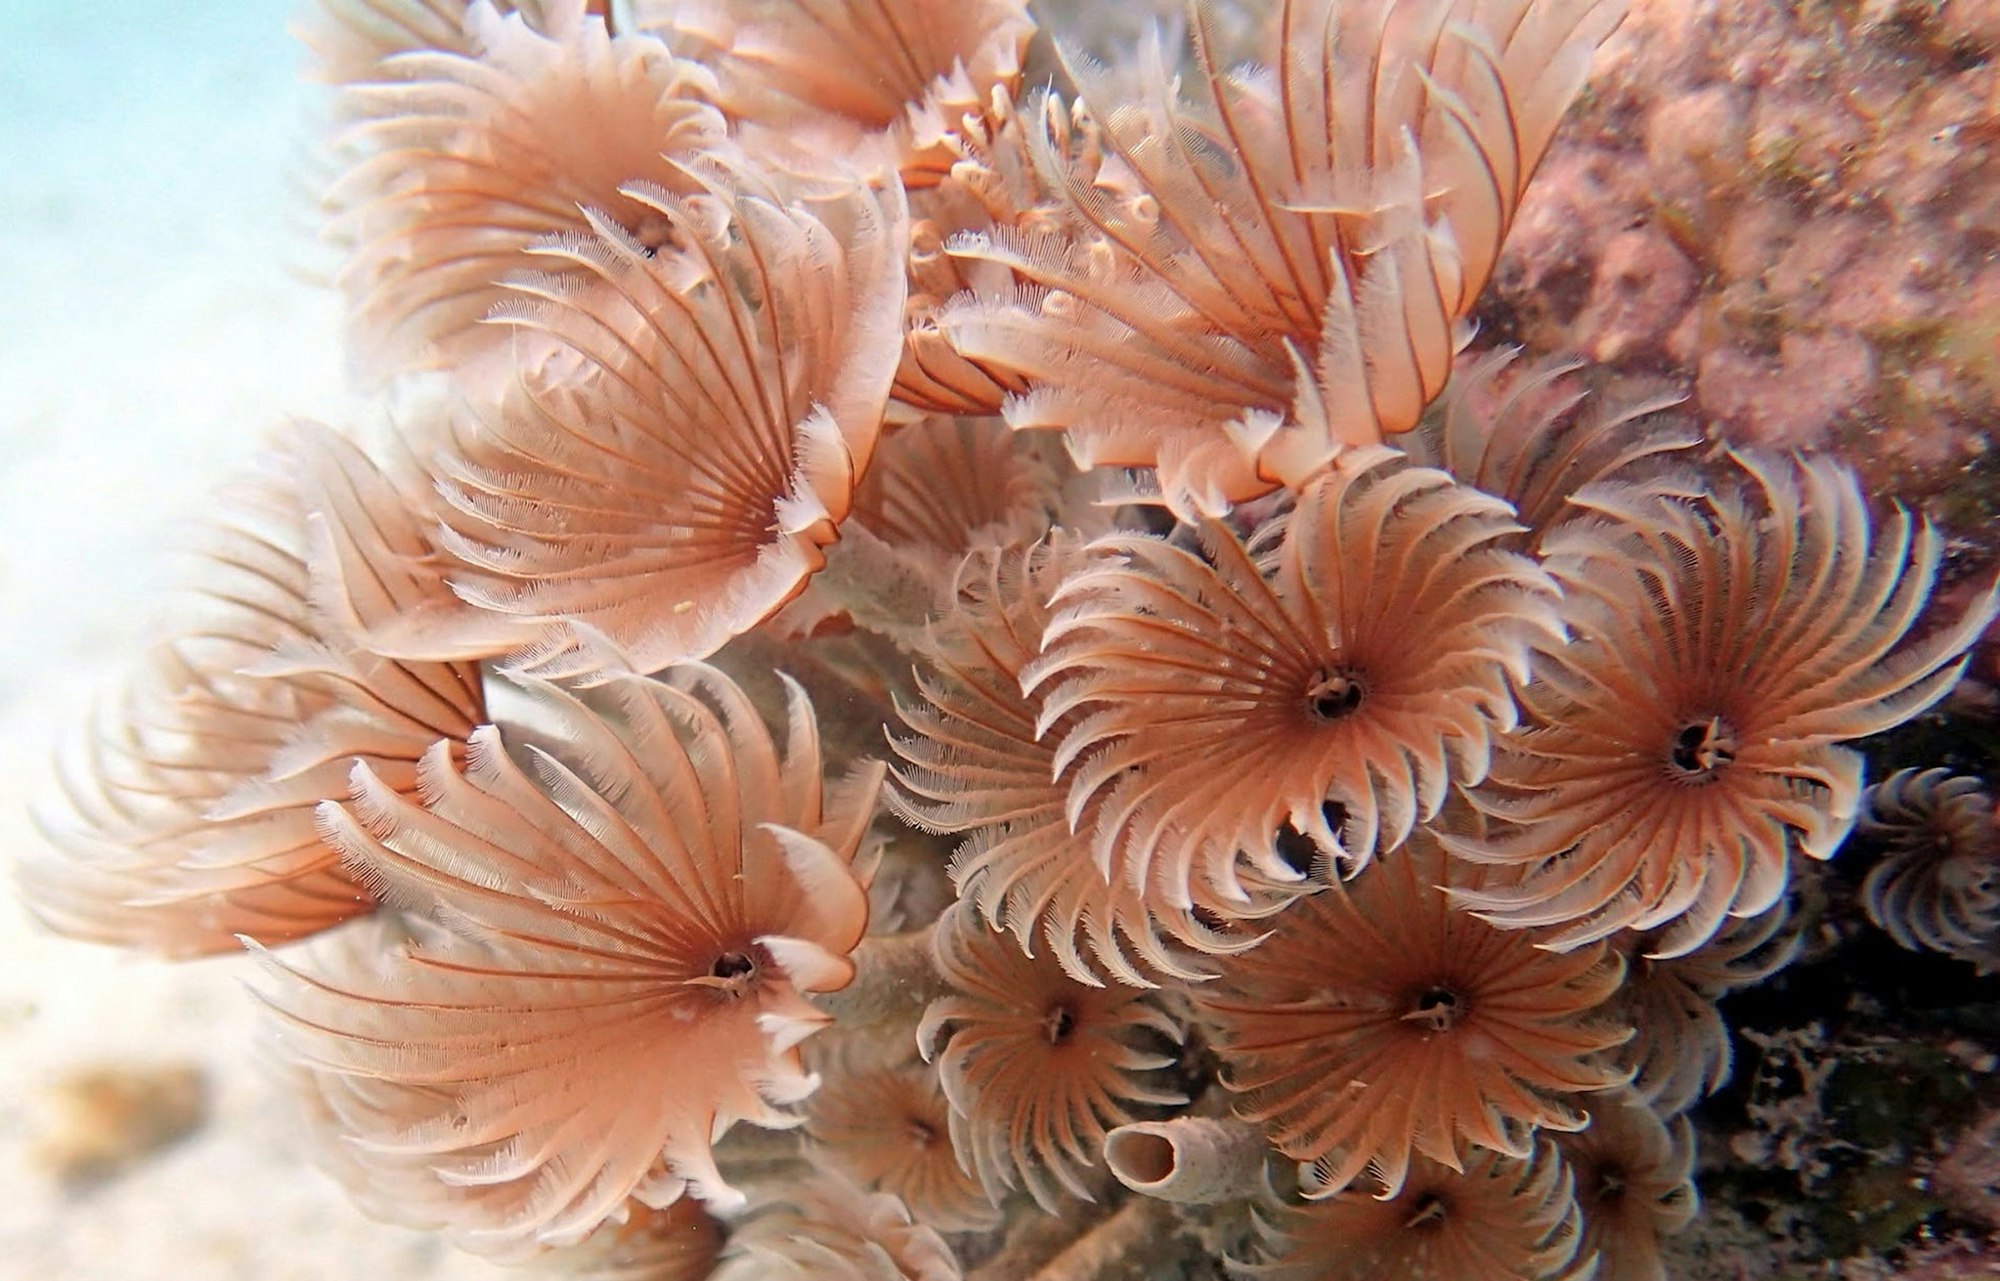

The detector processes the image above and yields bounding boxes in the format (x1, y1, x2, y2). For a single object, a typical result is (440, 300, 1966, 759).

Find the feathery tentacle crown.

(1858, 767, 2000, 970)
(1553, 1087, 1697, 1281)
(917, 901, 1186, 1210)
(775, 415, 1077, 646)
(1608, 901, 1801, 1116)
(300, 0, 485, 81)
(1451, 452, 2000, 957)
(325, 0, 728, 378)
(1405, 348, 1699, 543)
(1247, 1140, 1592, 1281)
(253, 669, 882, 1254)
(889, 86, 1083, 420)
(652, 0, 1035, 188)
(298, 1, 612, 83)
(803, 1040, 1002, 1233)
(939, 0, 1626, 513)
(1191, 835, 1629, 1198)
(22, 427, 484, 956)
(890, 537, 1267, 988)
(709, 1169, 959, 1281)
(520, 1199, 727, 1281)
(1024, 447, 1561, 904)
(433, 167, 908, 681)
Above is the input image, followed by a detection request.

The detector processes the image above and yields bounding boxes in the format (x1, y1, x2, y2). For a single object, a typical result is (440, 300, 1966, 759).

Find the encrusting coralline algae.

(18, 1, 2000, 1278)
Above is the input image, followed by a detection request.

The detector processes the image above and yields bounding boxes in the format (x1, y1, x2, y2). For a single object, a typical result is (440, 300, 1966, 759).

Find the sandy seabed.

(0, 5, 512, 1278)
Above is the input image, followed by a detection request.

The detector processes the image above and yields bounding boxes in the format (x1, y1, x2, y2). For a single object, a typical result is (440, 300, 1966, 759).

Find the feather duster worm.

(325, 0, 728, 377)
(1608, 901, 1800, 1115)
(889, 87, 1082, 419)
(774, 415, 1075, 645)
(1405, 348, 1698, 541)
(521, 1199, 727, 1281)
(917, 901, 1186, 1209)
(298, 0, 484, 81)
(1024, 447, 1560, 906)
(1191, 836, 1629, 1198)
(1450, 453, 2000, 957)
(711, 1168, 960, 1281)
(1554, 1088, 1696, 1281)
(1247, 1141, 1590, 1281)
(433, 168, 906, 680)
(940, 0, 1625, 511)
(805, 1042, 1002, 1232)
(649, 0, 1035, 187)
(1858, 767, 2000, 969)
(847, 417, 1068, 565)
(298, 0, 613, 83)
(253, 668, 882, 1254)
(890, 538, 1266, 988)
(21, 427, 484, 956)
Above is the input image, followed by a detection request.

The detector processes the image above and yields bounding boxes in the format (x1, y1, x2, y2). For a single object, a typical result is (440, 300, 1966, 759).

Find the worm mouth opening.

(1403, 987, 1465, 1033)
(710, 950, 756, 981)
(1404, 1191, 1449, 1230)
(1594, 1167, 1629, 1206)
(1305, 668, 1366, 721)
(1669, 716, 1737, 781)
(1042, 1002, 1077, 1046)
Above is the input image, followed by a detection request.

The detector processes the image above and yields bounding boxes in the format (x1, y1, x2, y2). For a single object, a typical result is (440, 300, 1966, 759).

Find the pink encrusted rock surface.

(1578, 225, 1701, 363)
(1485, 0, 2000, 505)
(1695, 329, 1881, 450)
